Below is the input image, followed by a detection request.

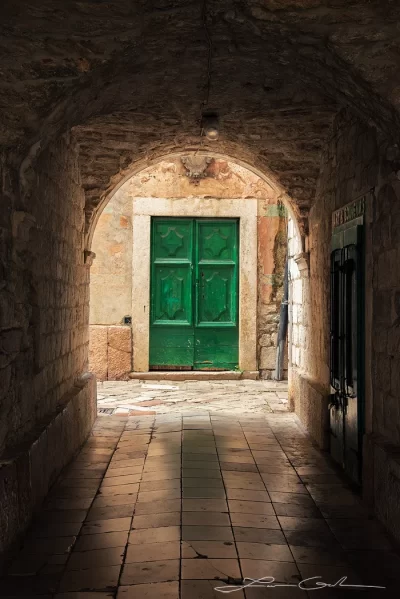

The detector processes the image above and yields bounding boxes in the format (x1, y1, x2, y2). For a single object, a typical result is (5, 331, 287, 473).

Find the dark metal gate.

(330, 217, 364, 485)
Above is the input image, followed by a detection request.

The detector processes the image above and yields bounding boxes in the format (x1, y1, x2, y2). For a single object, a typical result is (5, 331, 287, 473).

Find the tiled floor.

(2, 406, 400, 598)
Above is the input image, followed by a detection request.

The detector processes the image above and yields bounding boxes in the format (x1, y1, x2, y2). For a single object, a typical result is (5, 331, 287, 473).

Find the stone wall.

(89, 157, 287, 379)
(0, 137, 96, 559)
(291, 107, 400, 543)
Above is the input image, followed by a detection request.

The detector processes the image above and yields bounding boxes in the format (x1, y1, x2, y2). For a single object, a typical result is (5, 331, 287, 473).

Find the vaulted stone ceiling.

(1, 0, 400, 227)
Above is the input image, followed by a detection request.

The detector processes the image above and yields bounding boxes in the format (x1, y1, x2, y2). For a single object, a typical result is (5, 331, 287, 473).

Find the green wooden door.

(150, 217, 238, 370)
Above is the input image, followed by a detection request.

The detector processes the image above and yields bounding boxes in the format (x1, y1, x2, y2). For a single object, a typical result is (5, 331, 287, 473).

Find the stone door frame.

(131, 197, 258, 372)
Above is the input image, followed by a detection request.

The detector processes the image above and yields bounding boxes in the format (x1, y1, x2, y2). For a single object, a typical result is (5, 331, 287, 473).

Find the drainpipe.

(274, 260, 289, 381)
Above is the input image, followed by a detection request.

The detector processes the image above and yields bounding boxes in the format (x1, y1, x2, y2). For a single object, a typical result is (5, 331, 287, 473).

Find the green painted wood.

(150, 217, 239, 370)
(195, 219, 238, 369)
(150, 219, 194, 368)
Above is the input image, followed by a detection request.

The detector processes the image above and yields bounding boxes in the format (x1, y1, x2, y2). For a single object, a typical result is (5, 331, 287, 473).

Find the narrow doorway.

(330, 218, 364, 485)
(150, 217, 239, 370)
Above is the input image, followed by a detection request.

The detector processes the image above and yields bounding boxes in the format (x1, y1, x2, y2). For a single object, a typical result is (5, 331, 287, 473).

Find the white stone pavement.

(96, 379, 289, 416)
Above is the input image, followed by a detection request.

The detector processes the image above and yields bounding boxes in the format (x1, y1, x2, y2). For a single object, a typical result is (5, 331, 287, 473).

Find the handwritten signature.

(215, 576, 386, 593)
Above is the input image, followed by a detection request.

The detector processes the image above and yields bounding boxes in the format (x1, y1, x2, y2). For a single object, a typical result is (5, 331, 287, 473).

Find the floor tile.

(132, 512, 181, 528)
(91, 494, 137, 509)
(5, 386, 399, 599)
(181, 540, 236, 558)
(128, 526, 181, 544)
(101, 475, 142, 486)
(135, 499, 181, 515)
(181, 558, 241, 579)
(38, 510, 88, 523)
(278, 516, 330, 532)
(228, 500, 275, 515)
(240, 559, 301, 584)
(19, 536, 76, 556)
(183, 477, 224, 487)
(182, 463, 221, 472)
(182, 498, 228, 512)
(230, 513, 280, 529)
(226, 489, 270, 502)
(29, 521, 82, 538)
(117, 582, 179, 599)
(218, 455, 255, 464)
(67, 547, 125, 570)
(108, 458, 145, 469)
(220, 462, 259, 472)
(137, 488, 181, 502)
(125, 541, 180, 563)
(59, 565, 121, 591)
(183, 487, 226, 499)
(81, 518, 132, 535)
(120, 560, 179, 585)
(86, 505, 134, 521)
(44, 498, 94, 511)
(141, 470, 181, 482)
(233, 527, 287, 545)
(290, 545, 348, 565)
(182, 512, 231, 526)
(284, 529, 340, 548)
(236, 542, 293, 561)
(272, 503, 322, 518)
(139, 479, 181, 492)
(98, 483, 139, 496)
(182, 526, 234, 541)
(74, 531, 128, 551)
(268, 492, 315, 506)
(181, 580, 245, 599)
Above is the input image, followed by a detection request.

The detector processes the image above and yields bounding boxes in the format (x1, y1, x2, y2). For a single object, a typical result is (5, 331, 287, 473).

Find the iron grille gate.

(330, 224, 364, 485)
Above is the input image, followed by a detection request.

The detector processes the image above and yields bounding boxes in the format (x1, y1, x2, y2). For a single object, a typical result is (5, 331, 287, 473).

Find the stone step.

(128, 370, 260, 381)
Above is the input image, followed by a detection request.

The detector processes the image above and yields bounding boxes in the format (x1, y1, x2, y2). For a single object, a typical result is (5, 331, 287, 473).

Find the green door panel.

(194, 328, 238, 370)
(197, 265, 237, 325)
(150, 217, 239, 370)
(152, 265, 192, 325)
(197, 220, 237, 261)
(150, 327, 194, 368)
(152, 219, 193, 260)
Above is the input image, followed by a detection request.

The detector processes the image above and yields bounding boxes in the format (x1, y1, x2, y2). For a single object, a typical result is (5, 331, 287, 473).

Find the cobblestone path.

(97, 380, 289, 416)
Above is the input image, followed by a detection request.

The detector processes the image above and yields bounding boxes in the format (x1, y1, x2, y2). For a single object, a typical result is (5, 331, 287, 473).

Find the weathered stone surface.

(1, 1, 400, 237)
(89, 326, 108, 382)
(259, 346, 276, 370)
(107, 327, 132, 381)
(1, 0, 400, 570)
(0, 374, 96, 560)
(90, 158, 286, 378)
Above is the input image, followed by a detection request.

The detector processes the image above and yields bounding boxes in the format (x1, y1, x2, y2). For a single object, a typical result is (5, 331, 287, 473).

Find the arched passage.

(2, 0, 400, 577)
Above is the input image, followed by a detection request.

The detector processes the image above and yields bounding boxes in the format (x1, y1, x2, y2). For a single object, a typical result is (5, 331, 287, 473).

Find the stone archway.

(89, 154, 299, 380)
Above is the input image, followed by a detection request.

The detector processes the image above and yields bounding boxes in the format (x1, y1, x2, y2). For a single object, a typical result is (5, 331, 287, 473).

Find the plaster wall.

(89, 158, 288, 379)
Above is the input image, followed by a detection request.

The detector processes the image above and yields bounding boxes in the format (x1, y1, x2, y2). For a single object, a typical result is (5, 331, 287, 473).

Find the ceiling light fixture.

(202, 112, 219, 141)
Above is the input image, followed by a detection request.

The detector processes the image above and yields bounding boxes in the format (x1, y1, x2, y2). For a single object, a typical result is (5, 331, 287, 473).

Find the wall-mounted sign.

(332, 196, 366, 229)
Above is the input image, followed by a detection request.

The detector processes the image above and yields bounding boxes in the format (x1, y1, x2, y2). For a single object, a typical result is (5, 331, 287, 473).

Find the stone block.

(89, 325, 108, 381)
(108, 326, 132, 380)
(259, 346, 277, 370)
(259, 333, 272, 347)
(292, 279, 303, 304)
